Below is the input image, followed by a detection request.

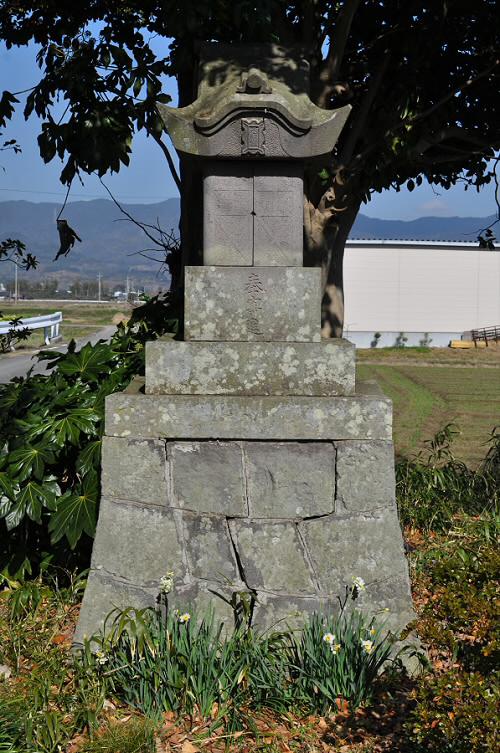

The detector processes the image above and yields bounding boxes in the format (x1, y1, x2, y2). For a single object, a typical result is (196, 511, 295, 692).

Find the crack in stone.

(164, 439, 173, 506)
(332, 440, 339, 513)
(240, 442, 251, 516)
(295, 522, 322, 594)
(226, 518, 256, 598)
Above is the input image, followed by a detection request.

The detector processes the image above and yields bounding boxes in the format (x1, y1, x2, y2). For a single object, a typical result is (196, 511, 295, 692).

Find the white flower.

(361, 639, 374, 655)
(323, 632, 336, 645)
(159, 571, 174, 595)
(95, 650, 108, 665)
(178, 612, 191, 624)
(330, 643, 342, 655)
(352, 576, 366, 592)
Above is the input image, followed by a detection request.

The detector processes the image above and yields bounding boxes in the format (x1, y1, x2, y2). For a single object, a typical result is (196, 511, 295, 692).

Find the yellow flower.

(361, 639, 374, 655)
(331, 643, 342, 655)
(178, 612, 191, 624)
(323, 632, 336, 645)
(369, 627, 377, 636)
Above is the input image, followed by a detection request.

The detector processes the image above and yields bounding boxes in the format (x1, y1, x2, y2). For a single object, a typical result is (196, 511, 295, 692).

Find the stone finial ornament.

(236, 67, 273, 94)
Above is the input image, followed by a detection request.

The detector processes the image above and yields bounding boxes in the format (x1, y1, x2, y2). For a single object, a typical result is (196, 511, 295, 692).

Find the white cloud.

(418, 198, 452, 215)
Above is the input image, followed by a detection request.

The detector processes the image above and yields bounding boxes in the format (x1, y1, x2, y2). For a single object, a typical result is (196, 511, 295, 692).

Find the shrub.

(410, 513, 499, 673)
(396, 424, 498, 531)
(0, 293, 180, 578)
(409, 670, 499, 753)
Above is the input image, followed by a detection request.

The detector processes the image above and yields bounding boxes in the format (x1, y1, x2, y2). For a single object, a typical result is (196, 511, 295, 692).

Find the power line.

(0, 187, 176, 200)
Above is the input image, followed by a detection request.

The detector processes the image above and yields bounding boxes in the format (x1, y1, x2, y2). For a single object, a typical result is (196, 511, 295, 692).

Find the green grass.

(0, 302, 128, 326)
(358, 359, 500, 466)
(0, 302, 129, 352)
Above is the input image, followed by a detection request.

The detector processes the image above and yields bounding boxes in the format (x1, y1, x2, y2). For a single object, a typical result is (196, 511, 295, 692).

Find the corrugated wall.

(344, 246, 500, 334)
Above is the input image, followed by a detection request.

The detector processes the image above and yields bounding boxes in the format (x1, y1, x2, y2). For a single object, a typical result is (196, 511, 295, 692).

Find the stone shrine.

(75, 45, 415, 644)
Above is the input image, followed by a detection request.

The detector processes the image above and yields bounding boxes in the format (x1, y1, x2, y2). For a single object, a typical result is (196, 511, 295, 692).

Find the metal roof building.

(343, 240, 500, 347)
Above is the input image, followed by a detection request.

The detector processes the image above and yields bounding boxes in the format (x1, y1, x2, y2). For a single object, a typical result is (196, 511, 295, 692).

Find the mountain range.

(0, 199, 495, 284)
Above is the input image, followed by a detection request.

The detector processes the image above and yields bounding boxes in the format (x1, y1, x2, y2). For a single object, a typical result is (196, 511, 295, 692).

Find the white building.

(343, 240, 500, 347)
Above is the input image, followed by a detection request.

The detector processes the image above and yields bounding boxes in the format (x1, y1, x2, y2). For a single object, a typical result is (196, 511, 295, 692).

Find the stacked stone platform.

(75, 265, 415, 645)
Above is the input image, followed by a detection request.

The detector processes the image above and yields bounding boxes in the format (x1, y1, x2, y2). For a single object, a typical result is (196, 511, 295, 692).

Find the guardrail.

(0, 311, 63, 347)
(470, 325, 500, 345)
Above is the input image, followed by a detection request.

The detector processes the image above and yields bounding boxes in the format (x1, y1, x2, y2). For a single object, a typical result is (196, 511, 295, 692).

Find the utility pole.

(97, 273, 102, 302)
(14, 263, 18, 304)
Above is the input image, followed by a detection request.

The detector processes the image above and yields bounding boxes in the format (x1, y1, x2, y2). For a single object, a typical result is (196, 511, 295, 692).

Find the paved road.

(0, 325, 116, 384)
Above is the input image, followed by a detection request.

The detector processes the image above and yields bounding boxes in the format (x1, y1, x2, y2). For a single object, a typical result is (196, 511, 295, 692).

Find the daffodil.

(178, 612, 191, 624)
(352, 576, 366, 592)
(330, 643, 341, 655)
(323, 632, 336, 645)
(361, 639, 374, 654)
(159, 571, 174, 595)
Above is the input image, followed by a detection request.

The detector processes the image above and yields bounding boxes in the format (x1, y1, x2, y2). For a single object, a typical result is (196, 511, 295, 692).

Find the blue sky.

(1, 42, 497, 220)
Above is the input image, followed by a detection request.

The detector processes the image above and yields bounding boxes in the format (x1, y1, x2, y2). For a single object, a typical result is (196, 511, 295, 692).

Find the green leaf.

(49, 476, 98, 548)
(5, 479, 59, 529)
(8, 444, 55, 482)
(57, 343, 115, 381)
(76, 440, 102, 475)
(51, 408, 99, 446)
(0, 471, 16, 500)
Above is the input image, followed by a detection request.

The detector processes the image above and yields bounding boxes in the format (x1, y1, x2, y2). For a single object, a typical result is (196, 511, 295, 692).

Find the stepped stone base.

(75, 429, 415, 645)
(106, 385, 392, 441)
(145, 339, 355, 396)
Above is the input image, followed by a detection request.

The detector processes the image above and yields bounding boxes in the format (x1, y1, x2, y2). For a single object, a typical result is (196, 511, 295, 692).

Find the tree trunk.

(304, 173, 361, 338)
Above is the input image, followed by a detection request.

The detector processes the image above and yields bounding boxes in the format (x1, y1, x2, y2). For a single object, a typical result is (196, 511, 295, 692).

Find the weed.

(396, 423, 498, 531)
(78, 717, 156, 753)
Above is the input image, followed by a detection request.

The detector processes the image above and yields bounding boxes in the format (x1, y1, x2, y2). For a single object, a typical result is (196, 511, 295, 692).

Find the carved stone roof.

(158, 44, 350, 160)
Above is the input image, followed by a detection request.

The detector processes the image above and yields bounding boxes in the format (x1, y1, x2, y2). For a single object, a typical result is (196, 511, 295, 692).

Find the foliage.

(1, 2, 498, 334)
(396, 423, 499, 530)
(1, 2, 497, 194)
(410, 669, 499, 753)
(77, 718, 156, 753)
(0, 314, 32, 353)
(0, 292, 180, 578)
(410, 512, 499, 673)
(290, 610, 395, 714)
(0, 570, 106, 753)
(85, 582, 399, 724)
(404, 510, 500, 753)
(0, 238, 37, 271)
(394, 332, 408, 348)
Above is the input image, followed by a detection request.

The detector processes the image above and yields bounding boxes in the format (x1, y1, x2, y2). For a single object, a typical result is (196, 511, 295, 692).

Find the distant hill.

(0, 199, 180, 285)
(0, 198, 495, 283)
(351, 213, 496, 241)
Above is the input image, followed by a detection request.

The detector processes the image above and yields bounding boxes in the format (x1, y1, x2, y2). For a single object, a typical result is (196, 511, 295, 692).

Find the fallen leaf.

(181, 742, 199, 753)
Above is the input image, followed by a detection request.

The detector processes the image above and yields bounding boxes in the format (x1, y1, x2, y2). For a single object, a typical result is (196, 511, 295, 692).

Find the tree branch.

(338, 52, 390, 166)
(318, 0, 361, 106)
(409, 60, 500, 126)
(98, 176, 164, 248)
(152, 131, 181, 193)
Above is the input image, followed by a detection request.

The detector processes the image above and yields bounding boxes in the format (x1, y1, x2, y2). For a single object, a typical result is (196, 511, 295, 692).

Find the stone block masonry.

(75, 437, 414, 643)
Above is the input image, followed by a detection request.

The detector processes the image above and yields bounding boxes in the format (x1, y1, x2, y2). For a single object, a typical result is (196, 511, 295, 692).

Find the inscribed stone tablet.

(185, 265, 321, 341)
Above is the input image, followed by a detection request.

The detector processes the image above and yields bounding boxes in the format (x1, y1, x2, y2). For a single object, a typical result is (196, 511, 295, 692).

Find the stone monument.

(75, 45, 415, 644)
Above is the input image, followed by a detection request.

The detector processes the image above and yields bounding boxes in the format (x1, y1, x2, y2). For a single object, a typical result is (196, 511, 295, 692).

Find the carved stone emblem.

(241, 118, 265, 155)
